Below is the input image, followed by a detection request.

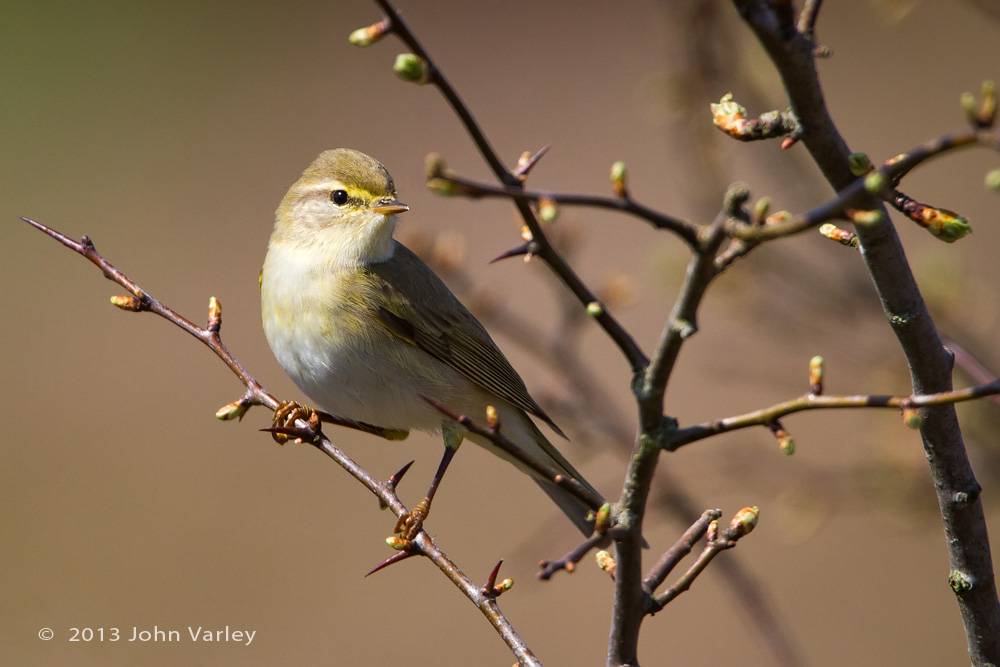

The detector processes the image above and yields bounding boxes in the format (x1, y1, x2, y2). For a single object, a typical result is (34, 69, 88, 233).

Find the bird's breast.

(260, 241, 466, 430)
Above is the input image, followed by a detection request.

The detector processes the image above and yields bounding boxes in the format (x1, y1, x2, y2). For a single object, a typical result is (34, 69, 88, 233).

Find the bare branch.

(373, 0, 649, 373)
(642, 509, 721, 594)
(796, 0, 824, 39)
(19, 217, 542, 667)
(648, 507, 759, 613)
(728, 130, 990, 242)
(427, 168, 701, 246)
(671, 378, 1000, 450)
(537, 529, 619, 580)
(730, 4, 1000, 658)
(422, 397, 605, 512)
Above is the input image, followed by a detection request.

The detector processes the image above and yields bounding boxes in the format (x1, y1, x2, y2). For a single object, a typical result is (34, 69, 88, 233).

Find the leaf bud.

(393, 53, 429, 84)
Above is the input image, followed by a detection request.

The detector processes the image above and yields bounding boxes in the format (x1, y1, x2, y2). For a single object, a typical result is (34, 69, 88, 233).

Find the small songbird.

(260, 148, 601, 537)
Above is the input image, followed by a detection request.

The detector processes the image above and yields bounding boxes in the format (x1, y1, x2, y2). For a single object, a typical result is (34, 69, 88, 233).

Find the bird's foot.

(270, 400, 316, 444)
(394, 497, 431, 543)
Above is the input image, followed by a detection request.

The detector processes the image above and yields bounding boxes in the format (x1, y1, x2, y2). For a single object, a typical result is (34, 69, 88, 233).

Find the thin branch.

(422, 397, 605, 511)
(642, 509, 721, 594)
(18, 217, 394, 438)
(728, 130, 988, 242)
(443, 259, 803, 666)
(731, 4, 1000, 659)
(648, 508, 757, 613)
(604, 177, 741, 667)
(537, 529, 619, 580)
(796, 0, 824, 39)
(428, 171, 700, 246)
(644, 194, 734, 420)
(374, 0, 649, 373)
(19, 217, 542, 667)
(374, 0, 509, 182)
(671, 379, 1000, 449)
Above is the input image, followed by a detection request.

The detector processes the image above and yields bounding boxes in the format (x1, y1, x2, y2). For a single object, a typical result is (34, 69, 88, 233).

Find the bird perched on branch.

(260, 148, 602, 540)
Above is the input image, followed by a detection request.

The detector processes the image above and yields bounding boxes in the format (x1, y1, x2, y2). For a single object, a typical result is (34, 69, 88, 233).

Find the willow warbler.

(260, 149, 600, 536)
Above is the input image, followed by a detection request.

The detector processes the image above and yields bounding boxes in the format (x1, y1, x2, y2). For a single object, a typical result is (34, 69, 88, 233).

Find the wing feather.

(366, 243, 564, 437)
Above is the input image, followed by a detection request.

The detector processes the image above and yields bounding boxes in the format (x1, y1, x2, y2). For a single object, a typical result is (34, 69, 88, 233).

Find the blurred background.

(3, 1, 1000, 665)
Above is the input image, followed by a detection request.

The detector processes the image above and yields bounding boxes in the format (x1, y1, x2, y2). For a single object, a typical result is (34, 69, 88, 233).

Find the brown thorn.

(389, 460, 415, 490)
(260, 425, 315, 444)
(481, 559, 504, 597)
(489, 243, 533, 264)
(20, 216, 85, 252)
(364, 549, 417, 577)
(513, 145, 551, 180)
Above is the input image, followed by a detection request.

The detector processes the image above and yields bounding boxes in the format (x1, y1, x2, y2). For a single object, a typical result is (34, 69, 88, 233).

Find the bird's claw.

(270, 400, 316, 444)
(394, 498, 430, 542)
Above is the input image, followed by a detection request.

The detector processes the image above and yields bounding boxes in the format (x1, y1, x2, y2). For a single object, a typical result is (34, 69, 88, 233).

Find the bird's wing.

(367, 242, 565, 438)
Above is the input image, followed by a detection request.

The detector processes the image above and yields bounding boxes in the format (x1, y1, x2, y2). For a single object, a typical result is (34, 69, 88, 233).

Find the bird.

(260, 148, 601, 539)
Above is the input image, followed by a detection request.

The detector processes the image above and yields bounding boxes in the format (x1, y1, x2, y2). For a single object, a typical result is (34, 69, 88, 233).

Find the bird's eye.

(330, 190, 349, 206)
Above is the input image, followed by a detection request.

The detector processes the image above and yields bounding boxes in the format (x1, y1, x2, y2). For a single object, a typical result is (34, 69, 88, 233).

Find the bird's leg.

(269, 400, 316, 444)
(395, 421, 463, 541)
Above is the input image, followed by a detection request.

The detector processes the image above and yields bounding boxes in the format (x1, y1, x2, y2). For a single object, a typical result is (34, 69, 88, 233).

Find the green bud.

(925, 209, 971, 243)
(594, 503, 612, 534)
(961, 91, 978, 124)
(538, 198, 558, 222)
(753, 197, 771, 223)
(848, 152, 871, 176)
(778, 435, 795, 455)
(586, 301, 604, 317)
(215, 401, 248, 421)
(110, 295, 141, 311)
(986, 169, 1000, 193)
(710, 93, 748, 137)
(349, 20, 390, 47)
(610, 161, 627, 197)
(393, 53, 429, 84)
(425, 152, 445, 179)
(949, 570, 973, 594)
(980, 80, 997, 127)
(426, 178, 461, 196)
(808, 355, 824, 394)
(386, 536, 408, 550)
(864, 171, 886, 195)
(850, 209, 886, 226)
(710, 93, 745, 120)
(729, 506, 759, 537)
(902, 406, 923, 430)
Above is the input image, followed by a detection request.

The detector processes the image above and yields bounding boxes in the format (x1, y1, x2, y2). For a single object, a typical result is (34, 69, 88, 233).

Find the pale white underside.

(261, 231, 546, 472)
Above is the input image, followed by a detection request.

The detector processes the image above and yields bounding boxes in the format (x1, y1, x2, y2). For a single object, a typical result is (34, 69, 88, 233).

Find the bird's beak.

(372, 199, 409, 216)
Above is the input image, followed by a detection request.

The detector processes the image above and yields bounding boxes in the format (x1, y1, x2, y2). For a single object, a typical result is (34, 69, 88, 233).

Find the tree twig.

(733, 1, 1000, 661)
(670, 378, 1000, 449)
(373, 0, 649, 373)
(19, 216, 542, 667)
(427, 169, 700, 246)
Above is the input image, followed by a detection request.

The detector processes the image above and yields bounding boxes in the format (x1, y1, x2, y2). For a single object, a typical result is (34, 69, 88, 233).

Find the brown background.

(3, 1, 1000, 665)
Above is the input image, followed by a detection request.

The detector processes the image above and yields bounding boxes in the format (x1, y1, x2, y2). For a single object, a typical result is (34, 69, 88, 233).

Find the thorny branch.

(24, 0, 1000, 664)
(733, 0, 1000, 663)
(361, 2, 1000, 666)
(423, 398, 605, 512)
(18, 216, 543, 667)
(425, 167, 700, 246)
(372, 0, 649, 374)
(671, 378, 1000, 449)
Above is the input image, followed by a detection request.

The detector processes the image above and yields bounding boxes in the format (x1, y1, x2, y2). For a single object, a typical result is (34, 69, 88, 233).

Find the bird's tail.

(532, 476, 601, 536)
(470, 412, 604, 537)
